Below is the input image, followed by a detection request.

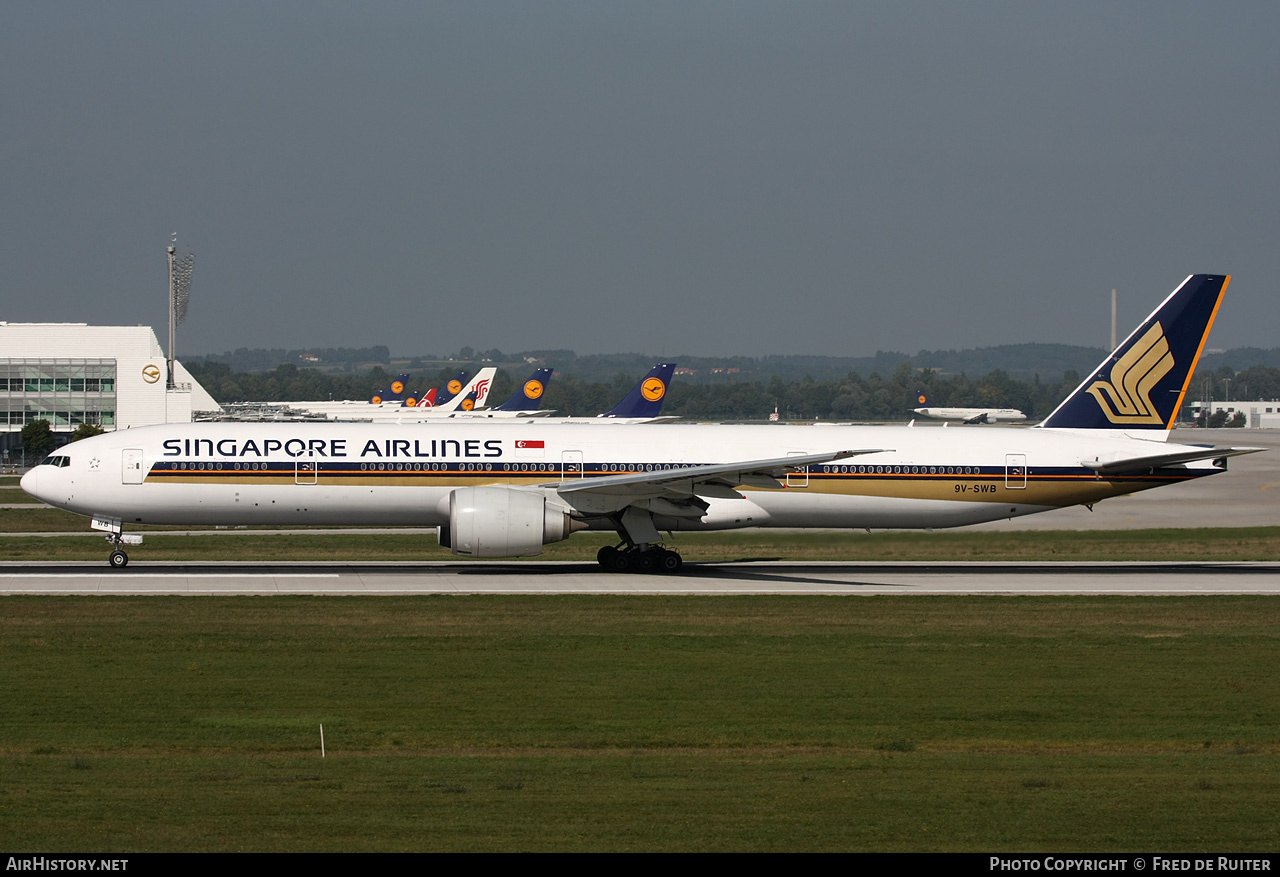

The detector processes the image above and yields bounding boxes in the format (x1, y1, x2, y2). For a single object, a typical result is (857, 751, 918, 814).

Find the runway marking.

(7, 573, 342, 579)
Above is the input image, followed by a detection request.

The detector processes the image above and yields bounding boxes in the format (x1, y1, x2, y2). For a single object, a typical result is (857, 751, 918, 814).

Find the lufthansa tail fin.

(1039, 274, 1229, 431)
(402, 386, 436, 408)
(433, 371, 470, 407)
(600, 363, 676, 419)
(370, 373, 411, 405)
(434, 367, 497, 412)
(494, 368, 554, 412)
(915, 390, 930, 407)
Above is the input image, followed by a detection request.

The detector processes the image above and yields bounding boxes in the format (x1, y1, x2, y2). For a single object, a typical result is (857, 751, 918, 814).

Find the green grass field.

(2, 596, 1278, 851)
(4, 523, 1280, 563)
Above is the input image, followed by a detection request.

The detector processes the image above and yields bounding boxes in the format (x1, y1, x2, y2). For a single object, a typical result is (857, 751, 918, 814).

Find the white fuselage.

(913, 407, 1027, 423)
(22, 420, 1222, 533)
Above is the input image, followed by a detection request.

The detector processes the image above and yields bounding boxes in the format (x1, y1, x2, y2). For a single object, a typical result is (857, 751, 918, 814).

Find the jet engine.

(439, 486, 583, 558)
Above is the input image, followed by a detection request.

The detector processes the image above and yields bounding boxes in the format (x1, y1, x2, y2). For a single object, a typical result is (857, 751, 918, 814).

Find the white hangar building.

(1, 322, 222, 463)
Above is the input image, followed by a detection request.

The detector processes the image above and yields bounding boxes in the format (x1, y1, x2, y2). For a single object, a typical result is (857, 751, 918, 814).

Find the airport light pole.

(167, 236, 195, 390)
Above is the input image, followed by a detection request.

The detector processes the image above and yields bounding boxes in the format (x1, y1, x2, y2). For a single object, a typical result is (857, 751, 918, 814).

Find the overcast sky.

(3, 2, 1277, 359)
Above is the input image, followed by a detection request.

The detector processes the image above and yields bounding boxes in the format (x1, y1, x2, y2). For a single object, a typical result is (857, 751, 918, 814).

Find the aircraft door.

(786, 451, 810, 488)
(561, 450, 584, 482)
(296, 460, 318, 485)
(122, 449, 145, 485)
(1005, 454, 1027, 489)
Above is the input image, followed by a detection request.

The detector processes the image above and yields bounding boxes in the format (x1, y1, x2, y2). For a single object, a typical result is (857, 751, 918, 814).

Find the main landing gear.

(597, 544, 684, 574)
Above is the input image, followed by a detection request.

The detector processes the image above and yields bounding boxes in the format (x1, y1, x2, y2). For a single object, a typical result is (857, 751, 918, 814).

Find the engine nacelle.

(444, 486, 580, 558)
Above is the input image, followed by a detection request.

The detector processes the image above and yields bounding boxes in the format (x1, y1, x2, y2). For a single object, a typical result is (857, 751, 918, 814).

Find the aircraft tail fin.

(433, 371, 470, 407)
(1039, 274, 1229, 431)
(402, 386, 434, 408)
(370, 373, 411, 405)
(915, 390, 930, 407)
(600, 363, 676, 419)
(435, 367, 497, 412)
(494, 368, 554, 412)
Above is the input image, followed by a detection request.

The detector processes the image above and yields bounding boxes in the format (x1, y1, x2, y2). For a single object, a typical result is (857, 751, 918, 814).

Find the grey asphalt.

(3, 560, 1277, 595)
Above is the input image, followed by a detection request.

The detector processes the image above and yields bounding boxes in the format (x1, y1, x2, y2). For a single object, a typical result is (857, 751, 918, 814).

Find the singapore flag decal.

(515, 439, 545, 457)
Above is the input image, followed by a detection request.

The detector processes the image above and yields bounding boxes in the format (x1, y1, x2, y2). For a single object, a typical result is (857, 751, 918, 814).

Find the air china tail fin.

(433, 371, 470, 407)
(370, 373, 412, 405)
(494, 368, 554, 412)
(1039, 274, 1229, 432)
(434, 367, 497, 412)
(600, 363, 676, 419)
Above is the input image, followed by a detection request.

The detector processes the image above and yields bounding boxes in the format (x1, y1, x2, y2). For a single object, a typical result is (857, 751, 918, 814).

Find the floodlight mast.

(167, 242, 176, 389)
(166, 235, 195, 390)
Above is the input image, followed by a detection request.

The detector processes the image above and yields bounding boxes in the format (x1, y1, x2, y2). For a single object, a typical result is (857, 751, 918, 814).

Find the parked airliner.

(22, 275, 1258, 572)
(913, 393, 1028, 424)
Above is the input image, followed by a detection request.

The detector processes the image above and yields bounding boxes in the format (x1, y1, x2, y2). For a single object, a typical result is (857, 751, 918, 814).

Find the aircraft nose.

(20, 465, 46, 502)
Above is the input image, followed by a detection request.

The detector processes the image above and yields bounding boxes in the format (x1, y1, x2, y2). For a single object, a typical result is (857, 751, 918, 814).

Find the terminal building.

(1, 322, 221, 465)
(1188, 399, 1280, 429)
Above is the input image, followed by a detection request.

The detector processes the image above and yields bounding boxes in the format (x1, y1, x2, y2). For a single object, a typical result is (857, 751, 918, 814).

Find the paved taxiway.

(3, 561, 1278, 595)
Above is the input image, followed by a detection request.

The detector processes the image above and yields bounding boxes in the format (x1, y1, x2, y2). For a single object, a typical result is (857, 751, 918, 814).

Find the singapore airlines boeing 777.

(22, 275, 1259, 572)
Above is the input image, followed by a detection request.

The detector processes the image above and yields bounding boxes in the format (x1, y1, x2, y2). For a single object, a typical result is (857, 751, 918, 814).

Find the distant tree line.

(184, 359, 1280, 422)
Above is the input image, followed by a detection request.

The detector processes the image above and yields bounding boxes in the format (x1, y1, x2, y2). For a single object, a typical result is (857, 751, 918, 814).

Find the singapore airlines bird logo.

(1085, 322, 1174, 425)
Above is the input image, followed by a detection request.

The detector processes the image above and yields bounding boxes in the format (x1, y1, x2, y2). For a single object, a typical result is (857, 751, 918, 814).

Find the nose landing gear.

(91, 517, 140, 569)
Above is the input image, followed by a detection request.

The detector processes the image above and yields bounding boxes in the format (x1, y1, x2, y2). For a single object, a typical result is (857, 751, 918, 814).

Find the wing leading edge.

(554, 448, 889, 499)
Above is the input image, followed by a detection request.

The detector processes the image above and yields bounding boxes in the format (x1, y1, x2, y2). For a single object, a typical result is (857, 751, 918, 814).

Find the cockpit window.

(40, 456, 71, 468)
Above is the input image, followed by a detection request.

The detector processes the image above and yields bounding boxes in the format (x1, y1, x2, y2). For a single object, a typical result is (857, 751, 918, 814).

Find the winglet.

(1039, 275, 1229, 431)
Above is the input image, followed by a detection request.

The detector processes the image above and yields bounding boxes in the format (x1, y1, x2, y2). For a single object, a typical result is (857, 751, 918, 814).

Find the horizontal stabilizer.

(1081, 445, 1263, 474)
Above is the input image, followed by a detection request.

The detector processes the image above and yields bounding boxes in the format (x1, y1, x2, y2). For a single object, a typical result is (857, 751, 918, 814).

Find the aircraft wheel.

(658, 550, 683, 574)
(610, 550, 634, 573)
(634, 551, 658, 574)
(109, 550, 129, 569)
(597, 546, 618, 569)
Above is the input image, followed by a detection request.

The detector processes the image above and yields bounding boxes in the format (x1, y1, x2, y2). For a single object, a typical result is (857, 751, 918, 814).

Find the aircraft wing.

(554, 448, 888, 499)
(963, 412, 988, 425)
(1081, 445, 1264, 474)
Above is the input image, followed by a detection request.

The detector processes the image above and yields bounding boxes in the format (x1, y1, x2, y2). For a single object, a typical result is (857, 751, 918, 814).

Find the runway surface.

(3, 560, 1278, 595)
